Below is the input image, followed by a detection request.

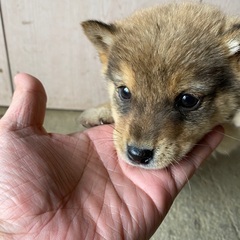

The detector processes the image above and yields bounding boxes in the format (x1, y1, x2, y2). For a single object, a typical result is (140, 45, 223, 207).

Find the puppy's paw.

(79, 106, 114, 128)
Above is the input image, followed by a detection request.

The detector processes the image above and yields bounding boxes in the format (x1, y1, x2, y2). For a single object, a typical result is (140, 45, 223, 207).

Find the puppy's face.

(82, 3, 240, 168)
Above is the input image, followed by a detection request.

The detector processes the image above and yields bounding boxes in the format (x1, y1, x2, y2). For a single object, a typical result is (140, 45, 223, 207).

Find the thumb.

(0, 73, 47, 130)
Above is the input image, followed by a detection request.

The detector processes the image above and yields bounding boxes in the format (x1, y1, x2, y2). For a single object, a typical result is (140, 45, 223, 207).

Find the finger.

(0, 73, 47, 130)
(170, 125, 224, 191)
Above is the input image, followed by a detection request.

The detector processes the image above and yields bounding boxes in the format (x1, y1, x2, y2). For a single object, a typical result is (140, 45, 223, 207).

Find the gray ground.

(0, 107, 239, 240)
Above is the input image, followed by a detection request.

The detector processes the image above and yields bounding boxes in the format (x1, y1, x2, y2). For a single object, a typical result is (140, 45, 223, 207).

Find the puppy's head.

(82, 3, 240, 169)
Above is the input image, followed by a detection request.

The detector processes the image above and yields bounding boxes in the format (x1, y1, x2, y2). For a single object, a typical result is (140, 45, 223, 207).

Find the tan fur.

(99, 53, 108, 65)
(80, 2, 240, 169)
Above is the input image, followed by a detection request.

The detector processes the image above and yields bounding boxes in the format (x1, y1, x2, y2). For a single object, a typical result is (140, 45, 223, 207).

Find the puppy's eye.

(176, 93, 201, 111)
(118, 86, 131, 101)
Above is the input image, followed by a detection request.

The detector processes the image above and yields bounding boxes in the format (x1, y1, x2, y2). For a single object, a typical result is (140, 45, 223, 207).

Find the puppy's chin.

(116, 149, 187, 170)
(117, 152, 164, 169)
(114, 133, 193, 170)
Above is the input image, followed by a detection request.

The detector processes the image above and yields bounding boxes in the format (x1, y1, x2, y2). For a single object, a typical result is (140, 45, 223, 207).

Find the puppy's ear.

(225, 24, 240, 57)
(233, 110, 240, 127)
(81, 20, 117, 56)
(225, 24, 240, 128)
(226, 39, 240, 56)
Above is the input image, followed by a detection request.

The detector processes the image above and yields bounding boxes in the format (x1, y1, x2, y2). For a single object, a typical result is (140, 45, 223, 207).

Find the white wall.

(0, 0, 239, 109)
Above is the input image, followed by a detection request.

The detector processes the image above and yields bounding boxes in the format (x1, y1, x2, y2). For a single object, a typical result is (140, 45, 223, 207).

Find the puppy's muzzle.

(127, 145, 154, 165)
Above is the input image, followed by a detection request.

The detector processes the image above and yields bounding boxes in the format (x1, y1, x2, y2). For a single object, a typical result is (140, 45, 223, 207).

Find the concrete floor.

(0, 107, 240, 240)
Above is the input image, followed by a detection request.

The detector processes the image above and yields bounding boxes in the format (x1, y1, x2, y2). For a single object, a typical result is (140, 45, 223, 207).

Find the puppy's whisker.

(170, 158, 192, 193)
(192, 143, 214, 148)
(215, 130, 240, 142)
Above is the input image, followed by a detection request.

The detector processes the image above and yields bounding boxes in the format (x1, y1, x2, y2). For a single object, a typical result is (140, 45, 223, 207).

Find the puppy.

(79, 2, 240, 169)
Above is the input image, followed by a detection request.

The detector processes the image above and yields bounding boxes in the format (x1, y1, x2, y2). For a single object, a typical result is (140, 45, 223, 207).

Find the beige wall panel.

(202, 0, 240, 15)
(0, 8, 12, 106)
(1, 0, 197, 109)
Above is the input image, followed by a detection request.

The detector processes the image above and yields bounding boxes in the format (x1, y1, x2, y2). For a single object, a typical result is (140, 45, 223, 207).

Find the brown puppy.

(79, 2, 240, 169)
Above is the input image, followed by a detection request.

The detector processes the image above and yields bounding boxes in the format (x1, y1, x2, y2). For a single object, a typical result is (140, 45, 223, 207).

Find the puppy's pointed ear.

(81, 20, 117, 54)
(233, 109, 240, 127)
(226, 39, 240, 56)
(225, 24, 240, 57)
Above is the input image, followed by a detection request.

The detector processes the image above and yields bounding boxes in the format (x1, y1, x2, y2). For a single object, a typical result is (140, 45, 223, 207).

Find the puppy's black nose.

(127, 145, 154, 165)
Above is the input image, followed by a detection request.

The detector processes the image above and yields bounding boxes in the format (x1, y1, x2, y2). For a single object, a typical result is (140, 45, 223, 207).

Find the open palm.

(0, 74, 223, 239)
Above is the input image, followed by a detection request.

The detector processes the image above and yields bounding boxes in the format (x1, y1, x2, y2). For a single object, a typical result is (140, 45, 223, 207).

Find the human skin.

(0, 73, 224, 239)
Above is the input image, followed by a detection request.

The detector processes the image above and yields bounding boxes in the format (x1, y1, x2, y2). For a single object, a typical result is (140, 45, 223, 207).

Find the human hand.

(0, 74, 224, 239)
